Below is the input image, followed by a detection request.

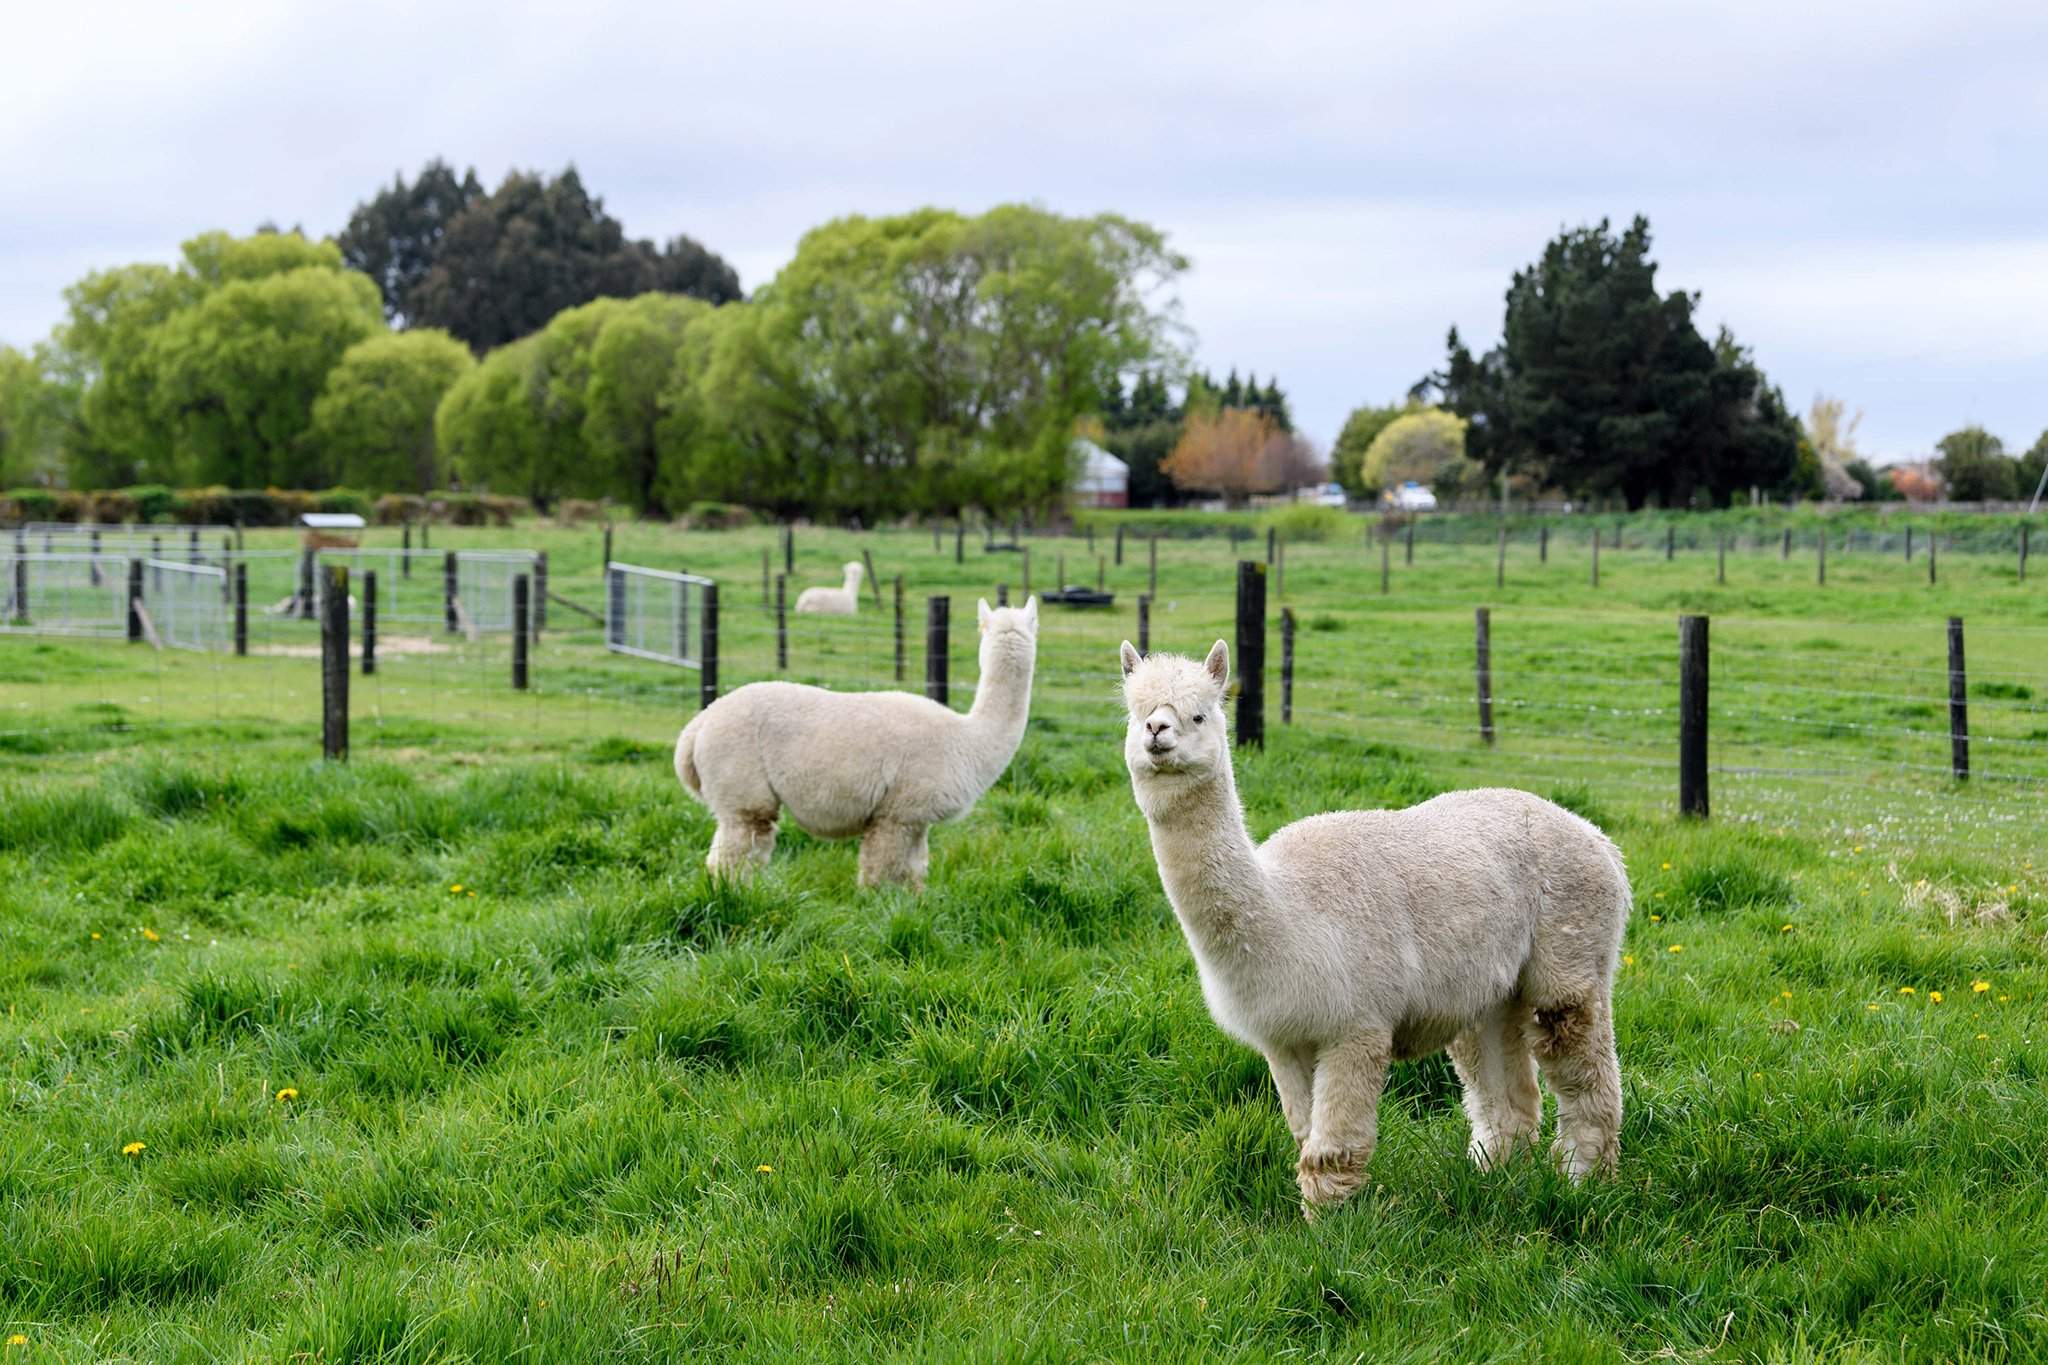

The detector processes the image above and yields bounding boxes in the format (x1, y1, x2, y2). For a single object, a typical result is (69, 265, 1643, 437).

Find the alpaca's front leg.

(1263, 1045, 1315, 1150)
(1297, 1031, 1393, 1217)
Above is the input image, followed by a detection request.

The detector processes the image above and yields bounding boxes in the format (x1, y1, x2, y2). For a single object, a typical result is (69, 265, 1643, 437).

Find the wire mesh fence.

(141, 560, 230, 654)
(605, 562, 711, 668)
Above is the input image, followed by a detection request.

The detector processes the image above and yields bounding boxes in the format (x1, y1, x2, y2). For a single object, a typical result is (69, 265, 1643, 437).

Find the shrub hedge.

(1, 487, 530, 527)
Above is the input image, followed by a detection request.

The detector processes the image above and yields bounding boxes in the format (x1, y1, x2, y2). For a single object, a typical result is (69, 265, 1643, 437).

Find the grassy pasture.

(1, 514, 2044, 1360)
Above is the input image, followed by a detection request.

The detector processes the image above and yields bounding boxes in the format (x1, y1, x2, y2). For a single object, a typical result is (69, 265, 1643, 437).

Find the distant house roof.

(1073, 438, 1128, 492)
(300, 513, 367, 530)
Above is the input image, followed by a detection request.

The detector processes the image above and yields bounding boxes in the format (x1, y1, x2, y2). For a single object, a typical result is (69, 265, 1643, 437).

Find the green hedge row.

(0, 487, 531, 528)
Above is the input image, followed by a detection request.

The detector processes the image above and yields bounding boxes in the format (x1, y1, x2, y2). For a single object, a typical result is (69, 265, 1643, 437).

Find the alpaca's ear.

(977, 598, 993, 627)
(1204, 639, 1230, 686)
(1022, 595, 1038, 625)
(1119, 641, 1142, 678)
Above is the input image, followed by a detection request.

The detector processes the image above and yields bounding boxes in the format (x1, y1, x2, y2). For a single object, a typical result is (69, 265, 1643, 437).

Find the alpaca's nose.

(1146, 719, 1171, 739)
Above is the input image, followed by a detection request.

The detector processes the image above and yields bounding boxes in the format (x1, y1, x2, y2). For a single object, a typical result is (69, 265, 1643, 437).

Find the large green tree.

(336, 159, 486, 324)
(305, 330, 475, 492)
(1420, 216, 1801, 507)
(404, 168, 741, 352)
(0, 346, 68, 487)
(584, 294, 713, 512)
(147, 263, 384, 487)
(1934, 426, 2017, 502)
(50, 231, 383, 488)
(2020, 430, 2048, 507)
(658, 205, 1185, 520)
(1329, 401, 1408, 499)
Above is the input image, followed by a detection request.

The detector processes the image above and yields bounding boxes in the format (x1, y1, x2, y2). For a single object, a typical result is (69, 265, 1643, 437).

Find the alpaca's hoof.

(1296, 1146, 1366, 1212)
(1550, 1136, 1616, 1183)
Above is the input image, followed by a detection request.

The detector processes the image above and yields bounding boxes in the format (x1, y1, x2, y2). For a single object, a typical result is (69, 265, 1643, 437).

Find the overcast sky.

(5, 0, 2045, 460)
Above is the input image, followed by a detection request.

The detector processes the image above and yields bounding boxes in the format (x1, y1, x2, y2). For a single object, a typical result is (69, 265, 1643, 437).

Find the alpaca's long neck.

(843, 570, 861, 593)
(960, 644, 1035, 781)
(1138, 762, 1272, 952)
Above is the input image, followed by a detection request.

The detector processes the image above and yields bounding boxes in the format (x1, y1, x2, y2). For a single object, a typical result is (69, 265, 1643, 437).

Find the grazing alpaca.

(1118, 639, 1629, 1215)
(675, 597, 1038, 887)
(795, 561, 864, 615)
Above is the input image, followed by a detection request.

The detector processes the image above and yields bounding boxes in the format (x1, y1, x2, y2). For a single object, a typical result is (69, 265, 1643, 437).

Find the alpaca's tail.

(674, 713, 706, 802)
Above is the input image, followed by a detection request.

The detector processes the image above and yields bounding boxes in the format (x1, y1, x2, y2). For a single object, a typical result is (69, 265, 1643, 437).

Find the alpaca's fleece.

(795, 561, 864, 615)
(1119, 639, 1629, 1214)
(676, 597, 1038, 887)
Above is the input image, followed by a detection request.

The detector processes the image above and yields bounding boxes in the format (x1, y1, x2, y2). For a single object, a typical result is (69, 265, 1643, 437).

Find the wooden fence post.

(233, 564, 248, 657)
(2020, 524, 2028, 582)
(783, 524, 794, 574)
(1476, 607, 1495, 746)
(1406, 519, 1415, 564)
(403, 523, 412, 578)
(127, 560, 143, 641)
(362, 570, 378, 676)
(1148, 535, 1158, 597)
(1929, 534, 1938, 585)
(151, 535, 162, 591)
(955, 522, 965, 565)
(1137, 593, 1150, 656)
(1905, 525, 1913, 561)
(996, 582, 1008, 606)
(1782, 528, 1791, 560)
(893, 575, 906, 682)
(603, 523, 613, 572)
(1717, 532, 1726, 585)
(1539, 524, 1548, 564)
(925, 596, 950, 706)
(862, 547, 882, 607)
(1115, 524, 1125, 566)
(297, 549, 315, 619)
(1679, 614, 1709, 818)
(534, 552, 548, 633)
(444, 551, 459, 633)
(1496, 526, 1507, 589)
(1234, 560, 1266, 749)
(699, 581, 719, 710)
(1666, 524, 1675, 561)
(1591, 529, 1601, 588)
(1380, 534, 1390, 595)
(321, 565, 349, 761)
(1266, 527, 1276, 566)
(511, 574, 529, 691)
(1817, 533, 1826, 586)
(775, 574, 788, 671)
(1280, 606, 1295, 725)
(89, 528, 101, 585)
(1948, 617, 1969, 780)
(1021, 547, 1031, 600)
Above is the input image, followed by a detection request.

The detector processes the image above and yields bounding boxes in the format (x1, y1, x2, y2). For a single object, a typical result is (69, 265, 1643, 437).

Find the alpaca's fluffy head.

(842, 561, 865, 584)
(976, 596, 1038, 674)
(1119, 640, 1230, 780)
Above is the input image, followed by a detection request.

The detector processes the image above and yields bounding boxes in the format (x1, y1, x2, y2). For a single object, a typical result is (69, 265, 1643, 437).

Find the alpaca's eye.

(1193, 713, 1205, 724)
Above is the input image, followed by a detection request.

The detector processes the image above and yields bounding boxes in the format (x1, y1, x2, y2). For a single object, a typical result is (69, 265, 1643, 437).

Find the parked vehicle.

(1389, 481, 1438, 511)
(1314, 482, 1348, 508)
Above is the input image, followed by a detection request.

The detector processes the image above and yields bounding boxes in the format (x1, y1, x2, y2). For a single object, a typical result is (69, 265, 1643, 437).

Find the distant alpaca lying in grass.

(795, 561, 864, 615)
(675, 597, 1038, 888)
(1118, 639, 1629, 1215)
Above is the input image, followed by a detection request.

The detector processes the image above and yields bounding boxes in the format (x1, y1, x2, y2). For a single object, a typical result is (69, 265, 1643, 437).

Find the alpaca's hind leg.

(1530, 994, 1622, 1180)
(1297, 1031, 1393, 1216)
(1447, 1001, 1542, 1170)
(707, 810, 778, 878)
(858, 821, 930, 890)
(1263, 1044, 1316, 1150)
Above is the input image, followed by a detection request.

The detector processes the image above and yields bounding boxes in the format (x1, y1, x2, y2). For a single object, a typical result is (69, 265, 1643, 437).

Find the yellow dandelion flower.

(91, 932, 101, 940)
(1998, 994, 2011, 1002)
(1866, 1003, 1880, 1011)
(1853, 844, 1863, 853)
(1654, 892, 1665, 900)
(1976, 1033, 1988, 1040)
(1929, 991, 1943, 1004)
(1622, 954, 1635, 966)
(121, 1141, 145, 1157)
(1781, 990, 1793, 999)
(1781, 924, 1793, 933)
(1668, 944, 1683, 953)
(6, 1334, 26, 1347)
(2007, 884, 2019, 894)
(1898, 986, 1914, 995)
(276, 1087, 298, 1102)
(1660, 861, 1672, 871)
(450, 884, 463, 894)
(756, 1164, 774, 1173)
(1973, 981, 1990, 993)
(141, 927, 160, 942)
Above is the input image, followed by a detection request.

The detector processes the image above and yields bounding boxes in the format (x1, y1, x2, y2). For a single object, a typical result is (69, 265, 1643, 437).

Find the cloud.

(4, 0, 2045, 456)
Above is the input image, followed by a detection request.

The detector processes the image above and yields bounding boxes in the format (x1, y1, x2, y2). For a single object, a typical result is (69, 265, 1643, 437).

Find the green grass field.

(2, 514, 2044, 1360)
